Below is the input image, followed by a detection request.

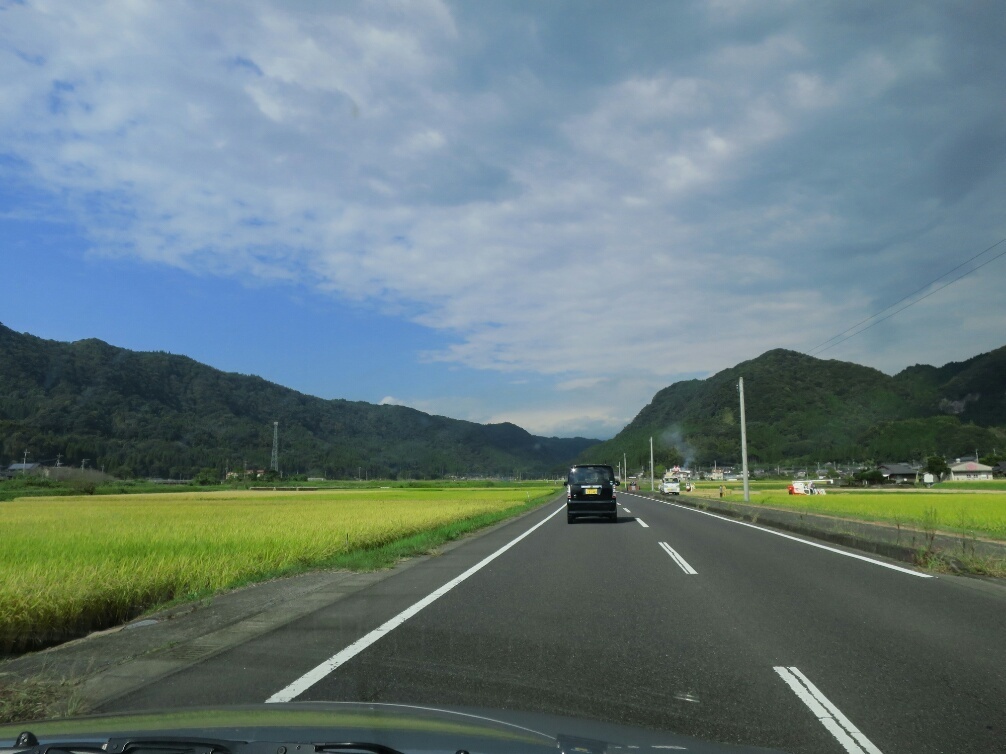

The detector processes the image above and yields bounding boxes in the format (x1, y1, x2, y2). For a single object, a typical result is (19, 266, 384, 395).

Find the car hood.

(0, 703, 784, 754)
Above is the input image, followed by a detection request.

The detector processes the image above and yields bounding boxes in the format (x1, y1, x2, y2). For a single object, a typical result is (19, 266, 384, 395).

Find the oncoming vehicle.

(660, 473, 681, 495)
(565, 464, 618, 523)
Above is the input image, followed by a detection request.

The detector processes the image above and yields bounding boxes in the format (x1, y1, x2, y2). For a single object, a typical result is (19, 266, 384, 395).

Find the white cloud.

(556, 377, 607, 392)
(1, 0, 1004, 435)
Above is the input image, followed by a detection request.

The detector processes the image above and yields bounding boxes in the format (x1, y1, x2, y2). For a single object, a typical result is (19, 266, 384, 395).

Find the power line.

(811, 238, 1006, 357)
(808, 237, 1006, 355)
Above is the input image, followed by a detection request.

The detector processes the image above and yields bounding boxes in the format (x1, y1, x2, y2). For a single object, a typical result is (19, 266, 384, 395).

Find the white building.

(948, 460, 994, 481)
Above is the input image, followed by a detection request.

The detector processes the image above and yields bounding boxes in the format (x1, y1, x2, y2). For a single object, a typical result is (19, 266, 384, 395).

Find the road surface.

(101, 492, 1006, 753)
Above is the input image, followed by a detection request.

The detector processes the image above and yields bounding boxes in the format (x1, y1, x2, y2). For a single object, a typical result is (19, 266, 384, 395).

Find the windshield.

(2, 3, 1004, 754)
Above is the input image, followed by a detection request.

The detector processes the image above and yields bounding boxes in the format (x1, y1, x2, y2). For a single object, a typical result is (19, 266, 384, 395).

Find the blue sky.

(1, 1, 1004, 439)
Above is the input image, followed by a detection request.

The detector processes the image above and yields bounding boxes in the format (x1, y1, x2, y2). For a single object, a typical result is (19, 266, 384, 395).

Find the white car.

(660, 476, 681, 495)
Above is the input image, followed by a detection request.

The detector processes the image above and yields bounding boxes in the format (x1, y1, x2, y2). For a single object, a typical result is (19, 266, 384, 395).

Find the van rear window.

(570, 467, 612, 485)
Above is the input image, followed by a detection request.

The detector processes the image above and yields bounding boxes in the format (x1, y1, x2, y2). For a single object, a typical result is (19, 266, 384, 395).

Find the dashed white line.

(659, 541, 697, 574)
(622, 508, 631, 513)
(637, 495, 932, 579)
(265, 504, 566, 703)
(775, 666, 884, 754)
(636, 518, 649, 528)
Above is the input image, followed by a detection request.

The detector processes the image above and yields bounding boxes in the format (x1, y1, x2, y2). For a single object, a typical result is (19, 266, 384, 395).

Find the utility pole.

(81, 459, 88, 470)
(270, 422, 279, 473)
(738, 377, 750, 503)
(22, 449, 28, 475)
(55, 453, 62, 468)
(624, 452, 627, 485)
(650, 437, 654, 492)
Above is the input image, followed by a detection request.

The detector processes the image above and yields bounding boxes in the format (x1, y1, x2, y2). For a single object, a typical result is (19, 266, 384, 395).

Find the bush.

(193, 468, 220, 486)
(69, 479, 97, 495)
(853, 469, 885, 485)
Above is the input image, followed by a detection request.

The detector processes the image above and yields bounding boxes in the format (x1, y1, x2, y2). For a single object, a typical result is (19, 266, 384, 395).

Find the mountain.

(0, 324, 597, 479)
(578, 347, 1006, 470)
(894, 347, 1006, 428)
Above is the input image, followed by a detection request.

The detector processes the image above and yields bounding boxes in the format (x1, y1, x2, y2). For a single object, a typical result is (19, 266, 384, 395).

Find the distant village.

(4, 455, 1005, 485)
(641, 455, 1006, 484)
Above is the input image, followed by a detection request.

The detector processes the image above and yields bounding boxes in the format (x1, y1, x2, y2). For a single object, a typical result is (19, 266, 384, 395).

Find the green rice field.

(1, 486, 557, 655)
(701, 485, 1006, 540)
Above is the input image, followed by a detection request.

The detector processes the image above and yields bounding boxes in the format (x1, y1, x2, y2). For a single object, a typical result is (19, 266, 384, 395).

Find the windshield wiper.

(314, 744, 406, 754)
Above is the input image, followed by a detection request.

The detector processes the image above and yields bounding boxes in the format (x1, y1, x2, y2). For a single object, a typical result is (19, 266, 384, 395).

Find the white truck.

(660, 473, 681, 495)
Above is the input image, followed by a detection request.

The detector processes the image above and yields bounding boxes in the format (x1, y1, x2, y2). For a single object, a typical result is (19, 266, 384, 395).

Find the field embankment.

(1, 486, 557, 655)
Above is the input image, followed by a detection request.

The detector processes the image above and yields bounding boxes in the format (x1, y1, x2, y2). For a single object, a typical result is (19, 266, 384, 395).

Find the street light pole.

(738, 377, 750, 503)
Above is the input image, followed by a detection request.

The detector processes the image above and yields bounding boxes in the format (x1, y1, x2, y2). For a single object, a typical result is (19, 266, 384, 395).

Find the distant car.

(566, 464, 618, 523)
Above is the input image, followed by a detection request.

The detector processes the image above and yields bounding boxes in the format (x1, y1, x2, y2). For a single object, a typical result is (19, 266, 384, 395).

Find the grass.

(0, 476, 559, 502)
(0, 486, 557, 655)
(704, 488, 1006, 540)
(928, 480, 1006, 491)
(0, 674, 86, 725)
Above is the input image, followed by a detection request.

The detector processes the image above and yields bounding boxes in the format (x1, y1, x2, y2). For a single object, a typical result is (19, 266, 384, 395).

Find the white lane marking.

(640, 496, 932, 578)
(266, 504, 566, 703)
(659, 541, 697, 574)
(622, 508, 631, 513)
(775, 666, 884, 754)
(636, 517, 649, 528)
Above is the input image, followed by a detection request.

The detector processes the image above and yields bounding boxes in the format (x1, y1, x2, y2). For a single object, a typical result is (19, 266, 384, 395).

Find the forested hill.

(578, 347, 1006, 471)
(0, 324, 597, 479)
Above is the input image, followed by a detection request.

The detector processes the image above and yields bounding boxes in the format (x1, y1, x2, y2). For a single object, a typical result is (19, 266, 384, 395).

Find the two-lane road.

(104, 492, 1006, 753)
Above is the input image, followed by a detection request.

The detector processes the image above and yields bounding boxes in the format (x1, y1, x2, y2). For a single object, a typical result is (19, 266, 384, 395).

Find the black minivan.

(565, 464, 618, 523)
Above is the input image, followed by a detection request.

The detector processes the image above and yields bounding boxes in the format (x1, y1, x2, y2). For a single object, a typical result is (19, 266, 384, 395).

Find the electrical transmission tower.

(270, 422, 279, 473)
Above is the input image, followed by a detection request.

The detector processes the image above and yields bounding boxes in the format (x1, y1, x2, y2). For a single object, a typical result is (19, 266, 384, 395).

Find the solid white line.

(659, 541, 697, 574)
(641, 496, 932, 578)
(266, 504, 566, 703)
(774, 667, 884, 754)
(636, 517, 649, 527)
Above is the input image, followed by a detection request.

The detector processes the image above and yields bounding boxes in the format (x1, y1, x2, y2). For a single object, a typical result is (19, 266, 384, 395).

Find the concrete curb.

(631, 491, 1006, 569)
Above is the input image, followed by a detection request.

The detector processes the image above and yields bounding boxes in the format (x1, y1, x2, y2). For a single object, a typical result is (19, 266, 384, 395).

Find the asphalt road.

(103, 492, 1006, 753)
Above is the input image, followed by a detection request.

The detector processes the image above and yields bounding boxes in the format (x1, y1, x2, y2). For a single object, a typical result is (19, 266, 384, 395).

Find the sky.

(1, 1, 1004, 440)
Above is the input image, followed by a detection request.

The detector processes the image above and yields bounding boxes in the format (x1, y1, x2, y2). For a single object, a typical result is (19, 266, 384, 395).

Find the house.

(878, 463, 918, 484)
(7, 462, 42, 475)
(948, 460, 994, 481)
